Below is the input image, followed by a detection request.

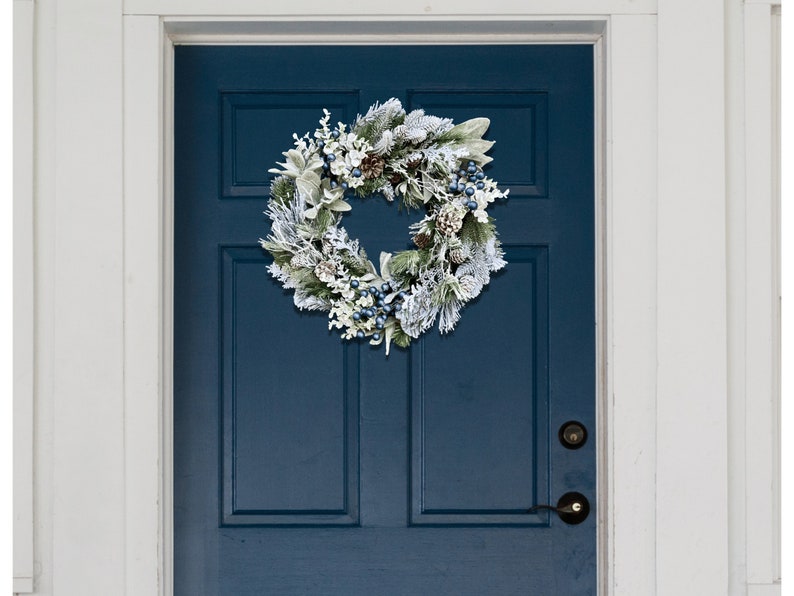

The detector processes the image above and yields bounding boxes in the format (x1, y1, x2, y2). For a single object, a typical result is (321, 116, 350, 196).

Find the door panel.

(175, 45, 595, 595)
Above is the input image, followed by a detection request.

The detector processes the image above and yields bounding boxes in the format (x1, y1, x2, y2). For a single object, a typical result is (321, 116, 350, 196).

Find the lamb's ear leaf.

(459, 139, 495, 155)
(446, 117, 490, 140)
(379, 252, 393, 280)
(327, 199, 352, 212)
(296, 174, 320, 203)
(466, 153, 493, 166)
(285, 148, 306, 170)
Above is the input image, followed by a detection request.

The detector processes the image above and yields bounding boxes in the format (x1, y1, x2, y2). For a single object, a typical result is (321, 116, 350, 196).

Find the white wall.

(14, 0, 781, 594)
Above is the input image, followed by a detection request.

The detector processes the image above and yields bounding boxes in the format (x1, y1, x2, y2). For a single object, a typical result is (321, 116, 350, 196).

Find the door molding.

(123, 14, 657, 596)
(124, 15, 656, 596)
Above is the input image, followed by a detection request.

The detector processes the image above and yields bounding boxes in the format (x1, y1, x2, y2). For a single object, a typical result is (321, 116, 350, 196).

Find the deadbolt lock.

(559, 421, 588, 449)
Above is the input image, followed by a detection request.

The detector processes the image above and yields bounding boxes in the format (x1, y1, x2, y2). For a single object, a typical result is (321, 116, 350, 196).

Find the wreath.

(260, 98, 508, 354)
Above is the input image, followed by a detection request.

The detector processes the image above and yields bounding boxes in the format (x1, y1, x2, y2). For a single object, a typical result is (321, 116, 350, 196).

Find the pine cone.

(413, 232, 431, 249)
(360, 154, 385, 179)
(449, 247, 469, 265)
(435, 206, 464, 237)
(389, 172, 403, 186)
(313, 260, 337, 283)
(406, 157, 423, 170)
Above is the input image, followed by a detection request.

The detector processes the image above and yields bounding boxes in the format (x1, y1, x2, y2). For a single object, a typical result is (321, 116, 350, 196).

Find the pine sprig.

(459, 214, 496, 245)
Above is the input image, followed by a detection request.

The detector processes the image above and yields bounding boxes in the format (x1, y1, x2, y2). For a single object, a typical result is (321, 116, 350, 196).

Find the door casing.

(123, 15, 655, 596)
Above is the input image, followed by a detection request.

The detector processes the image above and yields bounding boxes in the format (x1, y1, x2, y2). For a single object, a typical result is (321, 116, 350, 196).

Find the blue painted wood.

(175, 45, 595, 595)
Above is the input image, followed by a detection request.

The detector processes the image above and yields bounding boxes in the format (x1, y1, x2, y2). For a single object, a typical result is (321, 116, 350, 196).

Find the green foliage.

(310, 208, 336, 235)
(459, 214, 496, 245)
(357, 177, 388, 197)
(391, 325, 412, 348)
(431, 275, 463, 306)
(340, 253, 369, 278)
(389, 249, 433, 281)
(261, 243, 294, 267)
(269, 176, 295, 206)
(355, 112, 406, 145)
(290, 268, 335, 300)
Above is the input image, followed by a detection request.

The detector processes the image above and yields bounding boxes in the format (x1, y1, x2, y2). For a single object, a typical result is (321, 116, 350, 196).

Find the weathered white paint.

(726, 1, 782, 594)
(656, 0, 729, 593)
(124, 0, 658, 16)
(14, 2, 781, 595)
(13, 0, 35, 592)
(606, 14, 659, 595)
(742, 2, 781, 588)
(52, 0, 126, 594)
(123, 15, 166, 596)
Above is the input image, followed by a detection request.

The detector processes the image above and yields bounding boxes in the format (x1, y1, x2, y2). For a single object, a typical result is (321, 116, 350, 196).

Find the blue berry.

(476, 172, 485, 180)
(467, 200, 478, 210)
(468, 160, 476, 167)
(465, 187, 476, 196)
(398, 291, 406, 298)
(350, 279, 359, 288)
(317, 140, 325, 148)
(457, 183, 466, 192)
(360, 290, 368, 297)
(467, 165, 477, 174)
(373, 333, 381, 341)
(394, 304, 402, 312)
(369, 287, 378, 294)
(377, 299, 385, 307)
(383, 305, 392, 314)
(330, 181, 338, 188)
(377, 293, 385, 301)
(469, 175, 477, 182)
(331, 130, 340, 139)
(341, 182, 349, 189)
(322, 163, 329, 170)
(449, 183, 458, 192)
(352, 312, 361, 321)
(352, 168, 362, 177)
(356, 330, 365, 339)
(327, 153, 336, 162)
(458, 169, 467, 177)
(376, 322, 384, 330)
(367, 309, 376, 317)
(451, 173, 459, 180)
(476, 182, 485, 190)
(381, 283, 390, 291)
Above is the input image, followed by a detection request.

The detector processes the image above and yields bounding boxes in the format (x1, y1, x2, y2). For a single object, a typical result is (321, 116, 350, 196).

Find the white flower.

(345, 149, 367, 168)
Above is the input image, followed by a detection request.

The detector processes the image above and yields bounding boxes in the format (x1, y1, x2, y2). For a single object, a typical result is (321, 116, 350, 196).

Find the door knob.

(528, 492, 590, 524)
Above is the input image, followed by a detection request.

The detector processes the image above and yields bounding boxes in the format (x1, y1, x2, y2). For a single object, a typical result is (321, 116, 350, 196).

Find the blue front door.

(174, 45, 595, 595)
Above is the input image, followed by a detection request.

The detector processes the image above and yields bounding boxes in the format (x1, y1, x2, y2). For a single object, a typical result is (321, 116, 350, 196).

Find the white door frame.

(124, 14, 654, 596)
(15, 1, 780, 594)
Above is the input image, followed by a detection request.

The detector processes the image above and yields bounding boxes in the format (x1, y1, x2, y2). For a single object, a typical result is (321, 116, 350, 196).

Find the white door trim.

(122, 15, 661, 596)
(16, 0, 781, 594)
